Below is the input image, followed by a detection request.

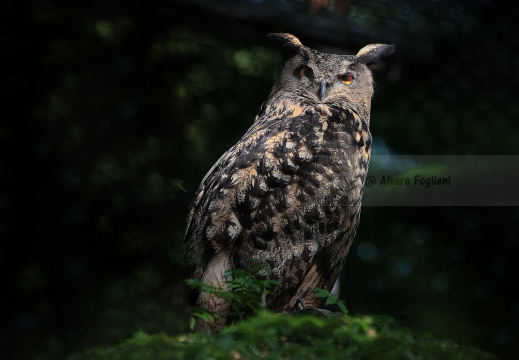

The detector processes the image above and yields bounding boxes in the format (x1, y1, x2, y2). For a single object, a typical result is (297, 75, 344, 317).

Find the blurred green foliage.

(67, 311, 496, 360)
(2, 0, 519, 359)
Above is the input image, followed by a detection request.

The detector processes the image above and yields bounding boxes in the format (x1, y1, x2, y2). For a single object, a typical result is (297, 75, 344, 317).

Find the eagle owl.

(185, 33, 394, 331)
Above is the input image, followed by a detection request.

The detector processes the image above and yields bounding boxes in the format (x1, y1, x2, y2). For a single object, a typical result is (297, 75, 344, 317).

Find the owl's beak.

(319, 80, 327, 101)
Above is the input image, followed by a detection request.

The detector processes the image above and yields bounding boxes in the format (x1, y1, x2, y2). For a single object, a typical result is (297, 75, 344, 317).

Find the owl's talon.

(295, 298, 306, 310)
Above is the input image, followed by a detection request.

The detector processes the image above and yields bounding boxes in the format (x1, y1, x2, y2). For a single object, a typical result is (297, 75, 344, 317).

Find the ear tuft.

(355, 44, 395, 65)
(267, 33, 304, 53)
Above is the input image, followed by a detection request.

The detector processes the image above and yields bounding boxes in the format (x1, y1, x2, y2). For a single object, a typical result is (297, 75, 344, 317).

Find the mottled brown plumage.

(185, 33, 394, 331)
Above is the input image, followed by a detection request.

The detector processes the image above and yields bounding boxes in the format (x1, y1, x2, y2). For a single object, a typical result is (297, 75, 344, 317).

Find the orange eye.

(299, 66, 311, 79)
(338, 73, 354, 85)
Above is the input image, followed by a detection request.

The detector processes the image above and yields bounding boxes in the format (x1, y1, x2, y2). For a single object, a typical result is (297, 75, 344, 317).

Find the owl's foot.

(295, 297, 306, 310)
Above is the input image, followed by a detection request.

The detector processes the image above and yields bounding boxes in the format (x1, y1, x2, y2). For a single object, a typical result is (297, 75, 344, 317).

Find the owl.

(184, 33, 394, 332)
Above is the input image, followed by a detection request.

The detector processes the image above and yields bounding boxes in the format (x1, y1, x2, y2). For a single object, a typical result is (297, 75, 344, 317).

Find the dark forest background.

(1, 0, 519, 359)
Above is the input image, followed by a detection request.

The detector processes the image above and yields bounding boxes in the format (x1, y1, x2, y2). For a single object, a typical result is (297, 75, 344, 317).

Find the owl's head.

(267, 33, 394, 117)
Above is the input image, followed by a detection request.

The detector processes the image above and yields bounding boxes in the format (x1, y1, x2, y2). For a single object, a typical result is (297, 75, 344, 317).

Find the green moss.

(68, 311, 496, 360)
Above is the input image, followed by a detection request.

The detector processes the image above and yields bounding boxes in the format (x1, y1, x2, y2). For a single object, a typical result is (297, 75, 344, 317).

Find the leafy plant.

(312, 288, 349, 314)
(187, 307, 219, 331)
(185, 267, 280, 329)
